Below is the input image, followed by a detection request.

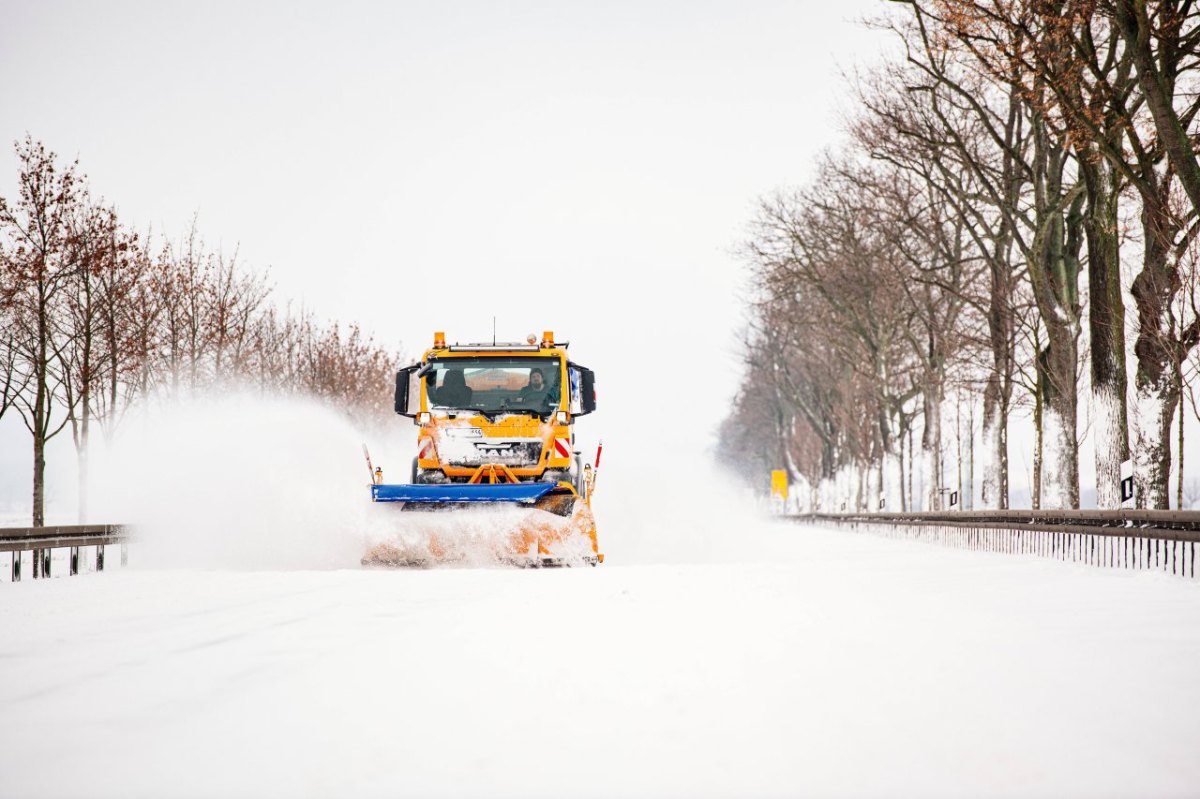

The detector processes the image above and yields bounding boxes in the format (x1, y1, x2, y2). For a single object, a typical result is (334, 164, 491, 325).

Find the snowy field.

(3, 519, 1200, 799)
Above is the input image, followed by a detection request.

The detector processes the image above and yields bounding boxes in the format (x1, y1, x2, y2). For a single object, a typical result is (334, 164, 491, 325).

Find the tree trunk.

(1033, 362, 1043, 511)
(956, 393, 964, 509)
(816, 434, 835, 511)
(999, 409, 1009, 509)
(847, 464, 862, 512)
(1178, 364, 1185, 509)
(922, 381, 943, 511)
(1027, 124, 1083, 510)
(1133, 372, 1177, 509)
(77, 409, 89, 522)
(866, 461, 881, 513)
(1130, 197, 1182, 508)
(883, 449, 903, 512)
(879, 406, 904, 511)
(980, 239, 1014, 511)
(77, 339, 92, 523)
(1093, 383, 1124, 508)
(906, 423, 915, 511)
(1039, 338, 1081, 509)
(819, 476, 836, 512)
(966, 396, 975, 510)
(980, 376, 1006, 509)
(32, 294, 49, 528)
(1082, 153, 1128, 509)
(32, 430, 45, 527)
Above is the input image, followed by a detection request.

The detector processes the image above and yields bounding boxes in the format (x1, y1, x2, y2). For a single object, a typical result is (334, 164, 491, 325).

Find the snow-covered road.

(3, 521, 1200, 798)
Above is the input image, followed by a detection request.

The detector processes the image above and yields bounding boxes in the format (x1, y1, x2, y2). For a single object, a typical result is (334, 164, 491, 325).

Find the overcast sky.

(0, 1, 888, 509)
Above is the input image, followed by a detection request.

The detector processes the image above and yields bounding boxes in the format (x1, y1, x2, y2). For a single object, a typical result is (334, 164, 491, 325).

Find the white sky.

(0, 1, 889, 510)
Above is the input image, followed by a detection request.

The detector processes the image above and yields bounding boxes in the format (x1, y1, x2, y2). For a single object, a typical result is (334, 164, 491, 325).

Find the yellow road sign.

(771, 470, 788, 501)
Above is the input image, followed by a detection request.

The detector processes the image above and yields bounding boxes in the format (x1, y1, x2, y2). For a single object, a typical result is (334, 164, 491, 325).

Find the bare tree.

(743, 156, 933, 511)
(888, 2, 1087, 508)
(0, 138, 408, 525)
(0, 137, 85, 525)
(853, 62, 1025, 509)
(940, 0, 1200, 506)
(59, 200, 126, 521)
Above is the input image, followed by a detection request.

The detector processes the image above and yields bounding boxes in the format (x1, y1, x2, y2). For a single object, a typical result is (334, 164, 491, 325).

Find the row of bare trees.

(0, 137, 401, 525)
(720, 0, 1200, 511)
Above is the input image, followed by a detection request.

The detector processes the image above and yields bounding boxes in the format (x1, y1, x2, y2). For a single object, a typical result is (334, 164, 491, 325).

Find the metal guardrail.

(790, 510, 1200, 579)
(1, 524, 128, 581)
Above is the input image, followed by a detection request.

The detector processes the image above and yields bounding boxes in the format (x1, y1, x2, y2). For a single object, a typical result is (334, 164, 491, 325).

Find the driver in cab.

(518, 368, 557, 408)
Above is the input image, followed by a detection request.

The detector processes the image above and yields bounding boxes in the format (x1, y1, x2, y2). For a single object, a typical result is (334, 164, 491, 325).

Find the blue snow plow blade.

(371, 483, 560, 504)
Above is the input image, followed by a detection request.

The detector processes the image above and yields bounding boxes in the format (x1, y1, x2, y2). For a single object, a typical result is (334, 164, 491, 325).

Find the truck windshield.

(425, 356, 563, 415)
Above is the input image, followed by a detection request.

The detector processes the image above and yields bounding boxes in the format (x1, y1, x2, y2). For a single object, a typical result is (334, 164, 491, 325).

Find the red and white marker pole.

(362, 444, 376, 484)
(587, 440, 603, 498)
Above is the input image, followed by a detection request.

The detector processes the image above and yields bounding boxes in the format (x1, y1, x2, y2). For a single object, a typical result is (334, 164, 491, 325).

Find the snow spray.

(90, 388, 404, 570)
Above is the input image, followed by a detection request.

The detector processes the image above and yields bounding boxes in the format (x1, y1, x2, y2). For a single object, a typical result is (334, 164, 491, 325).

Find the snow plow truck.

(363, 330, 603, 566)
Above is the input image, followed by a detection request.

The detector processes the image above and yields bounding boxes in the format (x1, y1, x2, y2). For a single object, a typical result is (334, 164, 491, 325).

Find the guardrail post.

(1, 525, 128, 581)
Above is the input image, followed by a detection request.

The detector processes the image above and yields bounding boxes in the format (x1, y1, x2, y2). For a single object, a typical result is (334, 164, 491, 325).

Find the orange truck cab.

(393, 330, 597, 491)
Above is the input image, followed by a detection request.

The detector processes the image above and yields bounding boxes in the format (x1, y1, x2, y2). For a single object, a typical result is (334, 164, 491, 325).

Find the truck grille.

(445, 440, 543, 468)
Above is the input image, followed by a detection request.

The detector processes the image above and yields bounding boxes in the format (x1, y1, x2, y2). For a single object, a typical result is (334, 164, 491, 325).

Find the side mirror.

(394, 365, 420, 416)
(580, 368, 596, 414)
(568, 363, 596, 416)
